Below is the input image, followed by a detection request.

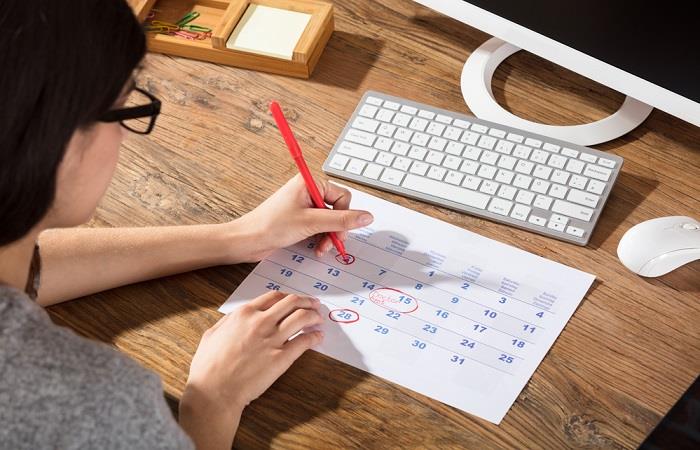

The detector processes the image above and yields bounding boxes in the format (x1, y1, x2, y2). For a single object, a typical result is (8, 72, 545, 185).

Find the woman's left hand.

(230, 174, 374, 262)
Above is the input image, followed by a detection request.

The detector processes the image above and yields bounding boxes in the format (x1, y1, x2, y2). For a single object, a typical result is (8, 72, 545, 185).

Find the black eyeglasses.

(99, 87, 161, 135)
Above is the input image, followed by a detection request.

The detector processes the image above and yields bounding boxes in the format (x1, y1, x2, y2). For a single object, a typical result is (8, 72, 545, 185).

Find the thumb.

(303, 208, 373, 234)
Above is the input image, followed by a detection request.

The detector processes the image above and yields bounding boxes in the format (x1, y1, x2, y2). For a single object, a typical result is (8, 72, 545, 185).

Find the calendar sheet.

(220, 187, 595, 424)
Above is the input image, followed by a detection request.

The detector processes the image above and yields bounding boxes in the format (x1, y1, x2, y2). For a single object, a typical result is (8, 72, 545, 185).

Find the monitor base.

(461, 37, 654, 146)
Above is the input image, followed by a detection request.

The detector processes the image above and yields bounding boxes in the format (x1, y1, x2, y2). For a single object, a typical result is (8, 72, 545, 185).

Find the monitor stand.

(461, 37, 654, 146)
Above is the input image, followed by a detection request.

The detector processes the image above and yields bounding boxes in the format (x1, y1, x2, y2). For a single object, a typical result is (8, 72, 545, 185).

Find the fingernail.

(357, 213, 374, 226)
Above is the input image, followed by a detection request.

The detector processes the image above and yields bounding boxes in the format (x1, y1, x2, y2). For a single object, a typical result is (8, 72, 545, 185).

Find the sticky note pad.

(226, 4, 312, 61)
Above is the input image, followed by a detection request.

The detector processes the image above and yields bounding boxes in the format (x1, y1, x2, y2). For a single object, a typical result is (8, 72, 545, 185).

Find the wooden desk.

(49, 0, 699, 447)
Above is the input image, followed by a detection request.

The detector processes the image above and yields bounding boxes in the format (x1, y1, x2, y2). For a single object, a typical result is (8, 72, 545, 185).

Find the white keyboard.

(322, 91, 623, 245)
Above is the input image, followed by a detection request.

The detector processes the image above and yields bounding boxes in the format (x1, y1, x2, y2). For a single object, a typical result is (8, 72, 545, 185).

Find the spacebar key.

(402, 174, 490, 209)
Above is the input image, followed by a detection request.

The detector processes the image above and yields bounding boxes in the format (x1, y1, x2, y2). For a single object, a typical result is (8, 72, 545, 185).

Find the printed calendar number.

(499, 354, 514, 364)
(350, 296, 365, 306)
(423, 324, 437, 334)
(327, 268, 340, 277)
(279, 268, 293, 277)
(386, 311, 401, 320)
(266, 282, 280, 291)
(450, 355, 465, 365)
(362, 281, 376, 290)
(484, 309, 498, 319)
(511, 339, 526, 348)
(460, 339, 476, 349)
(499, 296, 507, 304)
(536, 311, 544, 318)
(412, 340, 427, 349)
(313, 282, 329, 291)
(523, 324, 536, 334)
(461, 282, 470, 290)
(435, 309, 449, 318)
(473, 324, 487, 333)
(374, 325, 389, 335)
(291, 254, 305, 263)
(451, 296, 460, 304)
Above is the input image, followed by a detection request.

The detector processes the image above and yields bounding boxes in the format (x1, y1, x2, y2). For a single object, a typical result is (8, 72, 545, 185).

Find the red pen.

(269, 101, 350, 262)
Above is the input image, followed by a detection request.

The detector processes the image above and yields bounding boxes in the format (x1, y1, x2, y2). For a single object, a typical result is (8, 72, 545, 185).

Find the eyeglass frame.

(98, 87, 162, 135)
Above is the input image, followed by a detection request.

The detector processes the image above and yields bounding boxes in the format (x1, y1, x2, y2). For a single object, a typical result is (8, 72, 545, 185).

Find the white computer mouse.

(617, 216, 700, 277)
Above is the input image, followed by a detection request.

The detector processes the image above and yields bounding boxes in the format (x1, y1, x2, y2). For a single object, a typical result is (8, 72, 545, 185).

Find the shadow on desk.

(312, 31, 384, 91)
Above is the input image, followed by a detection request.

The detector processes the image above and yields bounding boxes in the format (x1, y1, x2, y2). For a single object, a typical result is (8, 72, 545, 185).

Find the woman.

(0, 1, 373, 449)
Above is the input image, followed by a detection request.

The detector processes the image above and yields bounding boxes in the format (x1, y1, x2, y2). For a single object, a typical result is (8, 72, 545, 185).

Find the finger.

(266, 294, 320, 322)
(282, 330, 324, 363)
(320, 181, 352, 211)
(277, 308, 323, 341)
(316, 235, 333, 256)
(246, 290, 288, 311)
(302, 208, 373, 235)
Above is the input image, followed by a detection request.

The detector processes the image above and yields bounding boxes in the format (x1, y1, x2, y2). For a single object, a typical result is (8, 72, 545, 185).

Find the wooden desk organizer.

(128, 0, 334, 78)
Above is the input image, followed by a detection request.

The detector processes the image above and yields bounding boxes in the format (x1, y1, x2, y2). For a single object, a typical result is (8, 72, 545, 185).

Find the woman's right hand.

(179, 291, 324, 450)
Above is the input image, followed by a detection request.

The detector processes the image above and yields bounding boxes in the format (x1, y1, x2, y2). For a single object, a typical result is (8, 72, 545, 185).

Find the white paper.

(220, 187, 595, 424)
(225, 4, 311, 60)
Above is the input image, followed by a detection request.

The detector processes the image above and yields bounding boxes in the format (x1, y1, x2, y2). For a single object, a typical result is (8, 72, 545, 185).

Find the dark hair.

(0, 0, 145, 246)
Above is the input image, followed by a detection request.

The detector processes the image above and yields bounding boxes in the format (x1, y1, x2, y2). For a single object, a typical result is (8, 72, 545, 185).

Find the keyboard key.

(400, 105, 418, 114)
(442, 155, 462, 170)
(394, 128, 413, 142)
(497, 185, 517, 200)
(513, 144, 532, 159)
(525, 137, 542, 148)
(445, 170, 464, 185)
(497, 155, 517, 170)
(352, 116, 379, 133)
(579, 153, 597, 163)
(380, 168, 404, 185)
(528, 215, 547, 226)
(495, 140, 514, 154)
(444, 126, 462, 141)
(511, 204, 531, 221)
(409, 161, 429, 176)
(477, 165, 497, 179)
(569, 174, 588, 189)
(345, 129, 376, 146)
(567, 189, 600, 208)
(547, 154, 567, 169)
(533, 195, 553, 210)
(598, 157, 616, 168)
(392, 156, 411, 171)
(495, 169, 515, 184)
(402, 174, 490, 209)
(547, 221, 565, 232)
(338, 141, 377, 161)
(543, 142, 561, 153)
(376, 151, 395, 166)
(551, 169, 570, 185)
(377, 123, 397, 137)
(565, 159, 585, 174)
(552, 199, 594, 221)
(426, 122, 446, 136)
(418, 109, 436, 120)
(373, 137, 393, 151)
(532, 179, 551, 194)
(513, 174, 532, 189)
(487, 198, 513, 216)
(515, 160, 534, 174)
(376, 109, 395, 122)
(583, 164, 612, 181)
(359, 104, 378, 118)
(533, 165, 552, 180)
(488, 128, 506, 138)
(453, 119, 471, 129)
(515, 190, 535, 205)
(561, 147, 579, 158)
(460, 131, 480, 145)
(549, 184, 568, 199)
(479, 180, 500, 195)
(459, 159, 479, 174)
(531, 149, 549, 164)
(462, 175, 482, 190)
(329, 154, 350, 170)
(507, 132, 524, 143)
(426, 150, 444, 165)
(392, 112, 412, 127)
(409, 117, 429, 132)
(566, 226, 585, 237)
(363, 163, 383, 179)
(586, 179, 606, 195)
(445, 141, 465, 155)
(471, 123, 488, 134)
(480, 150, 499, 165)
(408, 146, 428, 160)
(427, 166, 447, 180)
(549, 214, 569, 226)
(366, 96, 383, 106)
(428, 136, 447, 151)
(463, 146, 482, 160)
(410, 132, 430, 147)
(390, 141, 410, 155)
(383, 101, 400, 110)
(346, 158, 366, 174)
(436, 114, 453, 124)
(477, 135, 497, 150)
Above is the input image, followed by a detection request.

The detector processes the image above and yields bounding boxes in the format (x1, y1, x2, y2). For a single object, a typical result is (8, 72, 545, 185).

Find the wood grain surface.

(48, 1, 699, 448)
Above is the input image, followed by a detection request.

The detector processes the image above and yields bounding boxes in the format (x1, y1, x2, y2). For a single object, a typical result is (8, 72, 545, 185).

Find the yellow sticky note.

(226, 4, 312, 60)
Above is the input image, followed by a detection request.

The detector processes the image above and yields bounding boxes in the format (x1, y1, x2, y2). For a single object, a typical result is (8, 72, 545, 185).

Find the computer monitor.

(413, 1, 700, 145)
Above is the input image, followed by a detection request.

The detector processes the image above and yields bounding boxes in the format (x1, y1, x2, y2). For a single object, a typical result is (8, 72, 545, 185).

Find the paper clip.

(145, 20, 179, 33)
(171, 29, 200, 40)
(176, 11, 200, 27)
(182, 24, 212, 33)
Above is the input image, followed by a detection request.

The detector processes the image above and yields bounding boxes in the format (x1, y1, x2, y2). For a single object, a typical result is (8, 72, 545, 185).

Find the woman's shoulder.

(0, 285, 193, 449)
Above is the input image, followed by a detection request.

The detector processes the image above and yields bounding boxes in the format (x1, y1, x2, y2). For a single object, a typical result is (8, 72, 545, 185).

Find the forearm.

(179, 387, 243, 450)
(36, 222, 256, 306)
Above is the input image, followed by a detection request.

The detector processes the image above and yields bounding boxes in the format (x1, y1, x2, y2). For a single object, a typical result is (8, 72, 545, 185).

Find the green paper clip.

(176, 11, 200, 27)
(183, 24, 212, 33)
